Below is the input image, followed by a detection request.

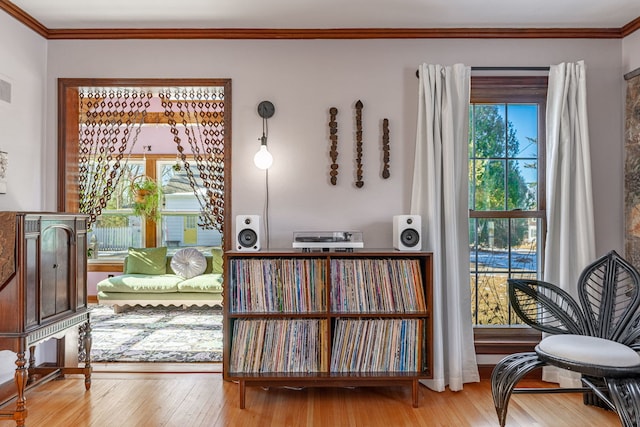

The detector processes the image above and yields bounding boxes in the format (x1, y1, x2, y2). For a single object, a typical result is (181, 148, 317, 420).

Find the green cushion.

(96, 274, 182, 293)
(125, 247, 168, 275)
(97, 291, 222, 303)
(177, 274, 223, 293)
(211, 247, 223, 274)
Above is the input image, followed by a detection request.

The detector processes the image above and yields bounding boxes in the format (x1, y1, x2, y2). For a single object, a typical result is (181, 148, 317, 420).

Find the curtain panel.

(543, 60, 596, 386)
(411, 63, 479, 391)
(78, 87, 151, 227)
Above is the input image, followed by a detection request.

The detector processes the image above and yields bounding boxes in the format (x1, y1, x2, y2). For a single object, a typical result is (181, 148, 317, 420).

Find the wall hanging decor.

(382, 118, 390, 179)
(355, 100, 364, 188)
(329, 107, 339, 185)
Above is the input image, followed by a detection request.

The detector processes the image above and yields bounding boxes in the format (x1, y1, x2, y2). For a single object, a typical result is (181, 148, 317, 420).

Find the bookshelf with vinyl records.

(223, 250, 433, 408)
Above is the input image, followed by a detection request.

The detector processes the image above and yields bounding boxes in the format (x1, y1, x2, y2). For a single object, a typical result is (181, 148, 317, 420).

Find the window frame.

(469, 75, 548, 348)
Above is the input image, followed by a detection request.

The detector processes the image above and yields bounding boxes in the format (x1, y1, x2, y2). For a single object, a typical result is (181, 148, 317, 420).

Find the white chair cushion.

(170, 248, 207, 279)
(538, 334, 640, 367)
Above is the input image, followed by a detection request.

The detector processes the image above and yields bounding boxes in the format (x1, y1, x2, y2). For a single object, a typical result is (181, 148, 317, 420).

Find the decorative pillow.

(211, 247, 223, 274)
(125, 247, 167, 275)
(171, 248, 207, 279)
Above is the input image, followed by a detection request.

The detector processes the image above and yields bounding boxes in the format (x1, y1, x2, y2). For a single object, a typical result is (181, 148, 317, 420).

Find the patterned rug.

(84, 305, 223, 363)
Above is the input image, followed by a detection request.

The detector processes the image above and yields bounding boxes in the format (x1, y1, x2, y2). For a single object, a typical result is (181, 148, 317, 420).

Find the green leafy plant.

(131, 176, 162, 222)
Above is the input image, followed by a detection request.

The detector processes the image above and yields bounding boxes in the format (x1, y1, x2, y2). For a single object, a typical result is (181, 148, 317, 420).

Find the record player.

(292, 231, 364, 252)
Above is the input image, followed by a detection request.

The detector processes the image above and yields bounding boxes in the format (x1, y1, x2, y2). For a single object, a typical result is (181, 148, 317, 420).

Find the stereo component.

(393, 215, 422, 251)
(236, 215, 261, 251)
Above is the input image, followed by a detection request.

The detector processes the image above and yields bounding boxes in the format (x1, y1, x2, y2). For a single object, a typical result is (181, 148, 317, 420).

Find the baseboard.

(478, 364, 542, 380)
(88, 295, 98, 304)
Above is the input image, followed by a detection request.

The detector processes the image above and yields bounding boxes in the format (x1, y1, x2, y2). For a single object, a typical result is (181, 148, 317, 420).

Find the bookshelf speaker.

(393, 215, 422, 251)
(235, 215, 261, 251)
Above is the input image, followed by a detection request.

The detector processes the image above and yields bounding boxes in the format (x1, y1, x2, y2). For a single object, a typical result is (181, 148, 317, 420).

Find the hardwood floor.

(0, 369, 621, 426)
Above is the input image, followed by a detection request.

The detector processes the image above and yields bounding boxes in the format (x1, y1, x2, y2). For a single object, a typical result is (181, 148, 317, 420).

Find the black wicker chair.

(491, 250, 640, 427)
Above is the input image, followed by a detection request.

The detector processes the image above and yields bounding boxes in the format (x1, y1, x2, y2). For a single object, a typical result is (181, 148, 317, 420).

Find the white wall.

(46, 38, 625, 255)
(0, 13, 48, 384)
(622, 30, 640, 75)
(0, 14, 47, 211)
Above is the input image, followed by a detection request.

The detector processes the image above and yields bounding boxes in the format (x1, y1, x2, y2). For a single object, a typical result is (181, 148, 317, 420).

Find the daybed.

(96, 247, 223, 312)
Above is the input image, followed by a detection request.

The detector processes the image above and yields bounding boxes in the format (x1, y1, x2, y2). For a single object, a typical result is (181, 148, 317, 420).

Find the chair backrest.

(577, 250, 640, 343)
(508, 250, 640, 345)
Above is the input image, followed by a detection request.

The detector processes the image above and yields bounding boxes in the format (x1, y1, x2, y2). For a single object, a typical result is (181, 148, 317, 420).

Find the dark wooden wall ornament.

(329, 107, 339, 185)
(355, 100, 364, 188)
(382, 118, 390, 179)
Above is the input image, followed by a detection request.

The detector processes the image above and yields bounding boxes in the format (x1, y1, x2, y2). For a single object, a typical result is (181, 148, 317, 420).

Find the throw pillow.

(211, 247, 223, 274)
(171, 248, 207, 279)
(125, 247, 168, 275)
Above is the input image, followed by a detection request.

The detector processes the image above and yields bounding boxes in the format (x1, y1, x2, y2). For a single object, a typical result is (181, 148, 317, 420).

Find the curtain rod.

(472, 66, 550, 71)
(415, 66, 550, 78)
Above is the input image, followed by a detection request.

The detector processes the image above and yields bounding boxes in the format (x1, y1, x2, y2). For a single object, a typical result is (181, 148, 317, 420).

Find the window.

(469, 76, 547, 327)
(89, 156, 223, 260)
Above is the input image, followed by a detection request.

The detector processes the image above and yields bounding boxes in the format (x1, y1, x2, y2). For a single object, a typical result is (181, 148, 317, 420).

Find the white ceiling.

(8, 0, 640, 30)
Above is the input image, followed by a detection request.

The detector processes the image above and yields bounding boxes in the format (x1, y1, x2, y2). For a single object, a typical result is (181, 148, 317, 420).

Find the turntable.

(292, 231, 364, 252)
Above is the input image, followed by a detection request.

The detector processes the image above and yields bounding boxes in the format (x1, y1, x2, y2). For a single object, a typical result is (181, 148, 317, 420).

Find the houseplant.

(131, 176, 162, 222)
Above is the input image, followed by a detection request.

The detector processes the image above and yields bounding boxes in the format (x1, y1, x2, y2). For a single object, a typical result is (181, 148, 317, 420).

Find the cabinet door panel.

(41, 224, 72, 319)
(76, 231, 86, 308)
(40, 228, 57, 318)
(25, 235, 39, 328)
(54, 228, 71, 314)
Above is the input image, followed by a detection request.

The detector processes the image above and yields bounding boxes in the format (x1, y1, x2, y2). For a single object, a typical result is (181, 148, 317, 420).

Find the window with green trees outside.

(469, 76, 547, 327)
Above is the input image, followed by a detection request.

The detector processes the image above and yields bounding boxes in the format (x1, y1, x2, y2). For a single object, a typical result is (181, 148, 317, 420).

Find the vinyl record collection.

(330, 318, 422, 372)
(330, 258, 426, 312)
(229, 318, 328, 373)
(228, 258, 327, 313)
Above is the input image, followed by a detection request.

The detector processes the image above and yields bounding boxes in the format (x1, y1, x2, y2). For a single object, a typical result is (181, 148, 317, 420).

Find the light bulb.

(253, 145, 273, 169)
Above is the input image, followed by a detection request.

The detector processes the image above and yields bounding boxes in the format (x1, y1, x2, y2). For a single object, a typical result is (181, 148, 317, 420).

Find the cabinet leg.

(239, 380, 246, 409)
(412, 379, 419, 408)
(27, 346, 35, 370)
(81, 321, 93, 390)
(27, 345, 38, 383)
(14, 352, 28, 427)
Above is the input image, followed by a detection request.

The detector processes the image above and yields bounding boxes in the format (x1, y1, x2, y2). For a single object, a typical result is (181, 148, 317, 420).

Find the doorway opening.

(59, 79, 231, 369)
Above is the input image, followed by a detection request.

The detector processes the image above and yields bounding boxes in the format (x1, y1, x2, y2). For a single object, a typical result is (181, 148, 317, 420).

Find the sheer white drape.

(411, 63, 479, 391)
(543, 60, 596, 386)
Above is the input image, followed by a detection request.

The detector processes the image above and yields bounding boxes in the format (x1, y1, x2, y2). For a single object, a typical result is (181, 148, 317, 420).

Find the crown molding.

(45, 27, 624, 40)
(0, 0, 637, 40)
(622, 15, 640, 37)
(0, 0, 47, 37)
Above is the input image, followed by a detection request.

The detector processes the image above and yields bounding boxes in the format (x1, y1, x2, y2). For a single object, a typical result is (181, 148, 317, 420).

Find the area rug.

(83, 305, 223, 363)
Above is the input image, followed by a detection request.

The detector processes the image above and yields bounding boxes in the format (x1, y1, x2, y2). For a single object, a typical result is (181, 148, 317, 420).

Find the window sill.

(88, 260, 124, 272)
(474, 327, 541, 354)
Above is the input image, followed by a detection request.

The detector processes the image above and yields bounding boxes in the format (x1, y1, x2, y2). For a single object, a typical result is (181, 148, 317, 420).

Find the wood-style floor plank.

(0, 372, 621, 426)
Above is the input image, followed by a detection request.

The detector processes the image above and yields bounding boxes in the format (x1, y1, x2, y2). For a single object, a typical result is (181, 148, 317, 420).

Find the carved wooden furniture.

(0, 212, 92, 427)
(491, 250, 640, 427)
(224, 249, 433, 409)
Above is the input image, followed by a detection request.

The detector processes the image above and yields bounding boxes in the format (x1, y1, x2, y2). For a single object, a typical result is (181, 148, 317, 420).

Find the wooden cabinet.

(0, 212, 92, 427)
(223, 250, 433, 408)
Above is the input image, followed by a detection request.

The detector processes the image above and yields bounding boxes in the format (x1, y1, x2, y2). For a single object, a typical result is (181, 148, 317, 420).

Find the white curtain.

(543, 60, 596, 386)
(411, 63, 480, 392)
